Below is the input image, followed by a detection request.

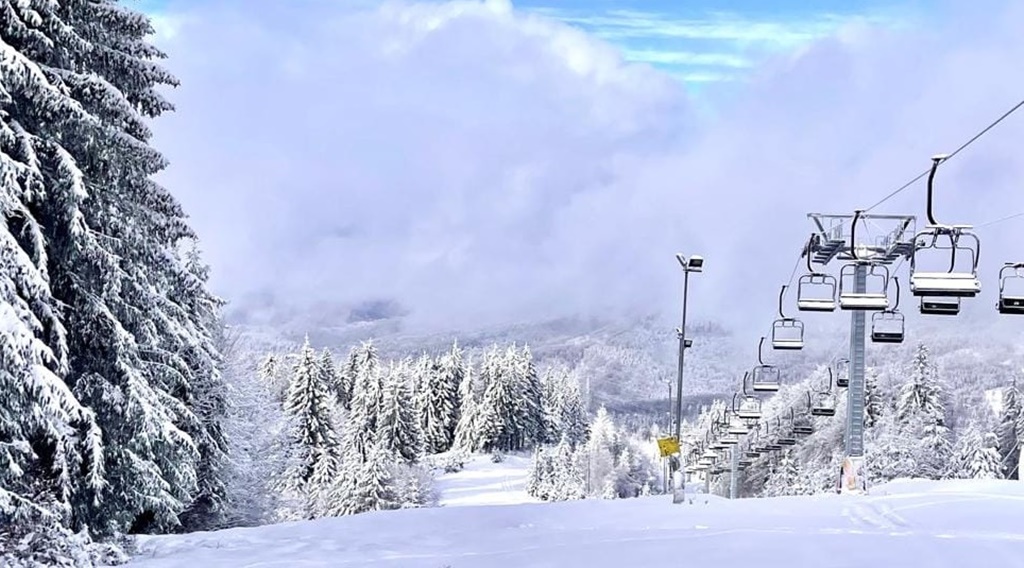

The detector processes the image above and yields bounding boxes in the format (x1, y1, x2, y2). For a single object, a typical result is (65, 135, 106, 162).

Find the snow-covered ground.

(125, 458, 1024, 567)
(435, 454, 539, 507)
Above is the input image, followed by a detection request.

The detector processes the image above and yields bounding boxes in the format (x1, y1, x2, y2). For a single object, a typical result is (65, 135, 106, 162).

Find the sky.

(142, 0, 1024, 338)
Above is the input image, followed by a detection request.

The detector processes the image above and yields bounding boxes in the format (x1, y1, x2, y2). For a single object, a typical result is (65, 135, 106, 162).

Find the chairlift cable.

(976, 210, 1024, 229)
(865, 96, 1024, 213)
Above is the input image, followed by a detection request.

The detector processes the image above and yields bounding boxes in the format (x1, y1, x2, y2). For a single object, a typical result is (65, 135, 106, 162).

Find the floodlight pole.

(671, 253, 699, 504)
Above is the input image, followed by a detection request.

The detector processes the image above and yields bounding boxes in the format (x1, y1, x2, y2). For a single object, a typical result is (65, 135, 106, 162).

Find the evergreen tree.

(968, 433, 1004, 480)
(328, 439, 398, 516)
(378, 361, 422, 463)
(894, 343, 950, 479)
(452, 365, 482, 452)
(864, 367, 882, 428)
(338, 341, 378, 411)
(516, 345, 545, 448)
(416, 354, 449, 455)
(431, 342, 464, 453)
(345, 346, 385, 463)
(257, 353, 285, 402)
(478, 346, 520, 452)
(997, 381, 1023, 479)
(280, 338, 339, 512)
(318, 348, 341, 407)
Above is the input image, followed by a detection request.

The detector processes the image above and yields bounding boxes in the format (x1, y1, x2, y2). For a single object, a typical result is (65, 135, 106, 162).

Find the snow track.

(126, 477, 1024, 567)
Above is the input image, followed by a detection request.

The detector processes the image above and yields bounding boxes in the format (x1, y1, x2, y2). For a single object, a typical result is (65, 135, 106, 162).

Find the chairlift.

(797, 240, 839, 312)
(920, 295, 960, 316)
(835, 358, 850, 388)
(871, 276, 905, 343)
(775, 418, 797, 446)
(837, 211, 891, 311)
(772, 285, 805, 350)
(735, 375, 763, 420)
(998, 263, 1024, 315)
(751, 337, 782, 392)
(810, 375, 837, 417)
(738, 458, 753, 468)
(909, 155, 981, 298)
(791, 408, 814, 436)
(710, 464, 726, 475)
(727, 412, 750, 436)
(745, 448, 761, 459)
(839, 263, 891, 311)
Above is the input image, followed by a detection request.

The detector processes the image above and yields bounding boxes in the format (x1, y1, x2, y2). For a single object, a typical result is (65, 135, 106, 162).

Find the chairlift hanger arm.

(926, 154, 948, 226)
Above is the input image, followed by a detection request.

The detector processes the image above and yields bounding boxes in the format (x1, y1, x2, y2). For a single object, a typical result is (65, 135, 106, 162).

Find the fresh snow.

(435, 454, 539, 507)
(124, 456, 1024, 567)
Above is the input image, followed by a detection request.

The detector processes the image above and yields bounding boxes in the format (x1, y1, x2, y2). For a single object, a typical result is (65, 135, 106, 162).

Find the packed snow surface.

(435, 454, 539, 507)
(126, 461, 1024, 567)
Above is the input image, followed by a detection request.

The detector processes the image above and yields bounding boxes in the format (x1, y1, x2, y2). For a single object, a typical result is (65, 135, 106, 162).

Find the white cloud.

(150, 0, 1024, 337)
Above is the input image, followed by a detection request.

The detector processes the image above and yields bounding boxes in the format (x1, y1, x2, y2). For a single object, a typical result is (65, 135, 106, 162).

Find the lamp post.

(671, 253, 703, 504)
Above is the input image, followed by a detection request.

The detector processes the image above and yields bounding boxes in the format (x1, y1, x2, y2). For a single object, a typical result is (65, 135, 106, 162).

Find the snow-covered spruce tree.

(418, 343, 463, 455)
(864, 367, 883, 428)
(0, 0, 227, 539)
(257, 353, 286, 403)
(378, 360, 422, 463)
(318, 348, 341, 408)
(175, 242, 230, 532)
(452, 359, 483, 452)
(997, 380, 1023, 479)
(558, 370, 589, 448)
(968, 432, 1004, 480)
(327, 438, 398, 516)
(345, 344, 385, 463)
(414, 354, 447, 455)
(894, 343, 951, 479)
(280, 338, 340, 518)
(477, 345, 519, 452)
(338, 341, 379, 411)
(547, 437, 585, 501)
(514, 345, 545, 449)
(764, 450, 805, 497)
(0, 4, 106, 549)
(584, 406, 618, 494)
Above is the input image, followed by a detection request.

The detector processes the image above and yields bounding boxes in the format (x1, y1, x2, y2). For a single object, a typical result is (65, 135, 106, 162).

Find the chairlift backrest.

(998, 263, 1024, 315)
(839, 262, 891, 311)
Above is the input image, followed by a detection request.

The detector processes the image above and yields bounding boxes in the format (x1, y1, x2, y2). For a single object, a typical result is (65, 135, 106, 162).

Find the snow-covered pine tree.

(338, 341, 379, 411)
(968, 432, 1004, 480)
(415, 354, 447, 455)
(280, 338, 340, 514)
(548, 437, 585, 501)
(477, 346, 520, 452)
(378, 360, 422, 463)
(327, 439, 398, 516)
(452, 361, 483, 452)
(516, 345, 545, 449)
(864, 367, 882, 428)
(319, 348, 341, 407)
(424, 342, 464, 454)
(997, 380, 1023, 479)
(895, 343, 951, 479)
(584, 406, 617, 495)
(174, 241, 230, 532)
(0, 4, 106, 546)
(541, 369, 563, 444)
(257, 353, 286, 402)
(559, 370, 589, 448)
(11, 0, 233, 538)
(344, 344, 385, 463)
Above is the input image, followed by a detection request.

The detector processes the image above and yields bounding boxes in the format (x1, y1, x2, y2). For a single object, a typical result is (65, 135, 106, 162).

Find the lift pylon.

(806, 209, 916, 494)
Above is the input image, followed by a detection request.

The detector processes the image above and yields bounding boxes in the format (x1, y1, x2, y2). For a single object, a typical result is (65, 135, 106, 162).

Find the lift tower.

(804, 212, 915, 493)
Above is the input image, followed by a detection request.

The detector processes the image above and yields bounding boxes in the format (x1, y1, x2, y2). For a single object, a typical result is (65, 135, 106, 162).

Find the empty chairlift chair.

(839, 262, 891, 311)
(871, 276, 906, 343)
(834, 359, 849, 388)
(909, 155, 982, 301)
(727, 412, 750, 436)
(734, 383, 763, 421)
(775, 418, 797, 446)
(797, 245, 839, 312)
(751, 337, 782, 392)
(772, 285, 805, 350)
(998, 263, 1024, 315)
(791, 408, 814, 436)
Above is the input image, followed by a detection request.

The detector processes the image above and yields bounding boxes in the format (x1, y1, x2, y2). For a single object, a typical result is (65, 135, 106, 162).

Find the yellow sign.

(657, 436, 680, 457)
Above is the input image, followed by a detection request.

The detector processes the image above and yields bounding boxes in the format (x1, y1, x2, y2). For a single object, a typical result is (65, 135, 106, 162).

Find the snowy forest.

(4, 0, 1024, 566)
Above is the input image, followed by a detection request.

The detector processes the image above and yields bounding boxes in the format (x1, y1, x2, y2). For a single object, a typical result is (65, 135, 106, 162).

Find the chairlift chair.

(772, 285, 805, 350)
(727, 412, 750, 436)
(810, 375, 837, 417)
(735, 376, 764, 420)
(775, 418, 797, 446)
(745, 449, 761, 459)
(738, 458, 753, 468)
(871, 276, 906, 343)
(751, 337, 782, 392)
(797, 243, 839, 312)
(920, 296, 960, 316)
(791, 408, 814, 436)
(998, 263, 1024, 315)
(834, 358, 850, 388)
(839, 262, 891, 311)
(909, 156, 982, 298)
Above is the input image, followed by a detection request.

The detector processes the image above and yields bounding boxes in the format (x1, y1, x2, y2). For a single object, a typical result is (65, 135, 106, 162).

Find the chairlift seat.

(920, 298, 960, 315)
(737, 408, 762, 420)
(720, 435, 739, 445)
(765, 443, 782, 451)
(797, 298, 838, 312)
(910, 271, 980, 297)
(839, 292, 889, 311)
(872, 330, 904, 343)
(811, 407, 836, 417)
(778, 437, 797, 446)
(999, 296, 1024, 315)
(793, 425, 813, 435)
(727, 423, 749, 436)
(745, 451, 761, 459)
(771, 338, 804, 350)
(751, 364, 782, 392)
(836, 377, 849, 388)
(738, 459, 753, 467)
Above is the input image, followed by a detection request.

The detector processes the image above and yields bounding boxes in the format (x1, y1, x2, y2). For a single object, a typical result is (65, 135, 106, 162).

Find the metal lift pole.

(729, 447, 739, 499)
(843, 264, 868, 492)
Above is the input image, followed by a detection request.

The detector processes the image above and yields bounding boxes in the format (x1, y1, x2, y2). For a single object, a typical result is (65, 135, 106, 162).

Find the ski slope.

(124, 458, 1024, 567)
